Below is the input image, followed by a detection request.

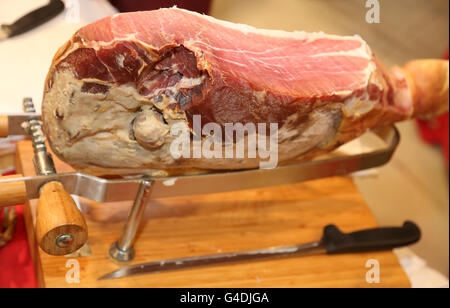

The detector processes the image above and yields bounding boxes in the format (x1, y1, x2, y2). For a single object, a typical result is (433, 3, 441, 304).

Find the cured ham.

(42, 8, 449, 175)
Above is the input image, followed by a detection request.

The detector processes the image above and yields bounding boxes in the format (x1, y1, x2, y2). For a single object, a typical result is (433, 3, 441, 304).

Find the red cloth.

(416, 49, 449, 170)
(417, 113, 449, 169)
(0, 171, 37, 288)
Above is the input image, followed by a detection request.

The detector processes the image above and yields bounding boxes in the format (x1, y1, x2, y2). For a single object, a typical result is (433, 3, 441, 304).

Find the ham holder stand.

(0, 98, 400, 265)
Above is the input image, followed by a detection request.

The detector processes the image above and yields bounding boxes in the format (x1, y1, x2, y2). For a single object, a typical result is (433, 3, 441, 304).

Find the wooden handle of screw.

(36, 181, 88, 255)
(0, 174, 27, 207)
(0, 116, 8, 138)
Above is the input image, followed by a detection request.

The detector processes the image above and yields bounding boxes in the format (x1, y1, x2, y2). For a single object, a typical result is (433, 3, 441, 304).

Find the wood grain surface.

(36, 181, 88, 256)
(0, 116, 7, 138)
(0, 174, 27, 207)
(15, 140, 410, 288)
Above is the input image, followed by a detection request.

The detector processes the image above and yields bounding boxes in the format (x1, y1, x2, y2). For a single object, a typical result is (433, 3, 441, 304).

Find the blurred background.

(0, 0, 448, 285)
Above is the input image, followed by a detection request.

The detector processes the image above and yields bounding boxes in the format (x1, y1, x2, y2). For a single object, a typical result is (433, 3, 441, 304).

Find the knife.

(0, 113, 42, 137)
(0, 0, 65, 41)
(98, 221, 421, 280)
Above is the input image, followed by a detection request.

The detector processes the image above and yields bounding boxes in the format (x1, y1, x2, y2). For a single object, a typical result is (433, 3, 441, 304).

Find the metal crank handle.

(0, 175, 88, 255)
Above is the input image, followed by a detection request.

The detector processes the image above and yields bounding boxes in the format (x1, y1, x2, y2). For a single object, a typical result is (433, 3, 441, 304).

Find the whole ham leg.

(41, 8, 449, 175)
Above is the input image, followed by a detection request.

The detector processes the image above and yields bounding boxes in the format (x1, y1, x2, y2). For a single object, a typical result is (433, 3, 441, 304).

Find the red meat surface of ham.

(50, 9, 381, 124)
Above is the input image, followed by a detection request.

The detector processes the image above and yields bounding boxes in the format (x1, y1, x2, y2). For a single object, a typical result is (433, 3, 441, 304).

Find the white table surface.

(0, 0, 117, 113)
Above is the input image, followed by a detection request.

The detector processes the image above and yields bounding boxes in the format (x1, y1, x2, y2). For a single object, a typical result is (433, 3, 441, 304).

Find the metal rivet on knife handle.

(0, 115, 8, 138)
(36, 181, 88, 256)
(0, 174, 27, 207)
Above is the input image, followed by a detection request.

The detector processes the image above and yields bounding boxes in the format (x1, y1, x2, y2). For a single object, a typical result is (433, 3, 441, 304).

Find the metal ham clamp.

(5, 98, 87, 255)
(0, 99, 157, 261)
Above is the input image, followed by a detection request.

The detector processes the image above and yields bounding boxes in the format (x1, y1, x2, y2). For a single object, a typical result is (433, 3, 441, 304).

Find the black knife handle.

(323, 221, 421, 254)
(4, 0, 65, 38)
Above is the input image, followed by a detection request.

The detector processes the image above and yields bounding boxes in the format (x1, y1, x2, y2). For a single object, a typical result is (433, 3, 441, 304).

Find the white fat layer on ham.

(116, 54, 125, 68)
(342, 94, 378, 118)
(142, 75, 205, 97)
(308, 43, 372, 60)
(277, 107, 342, 158)
(390, 67, 414, 115)
(329, 60, 379, 103)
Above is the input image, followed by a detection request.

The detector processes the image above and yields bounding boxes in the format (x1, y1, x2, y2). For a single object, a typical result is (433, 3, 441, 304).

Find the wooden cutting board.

(15, 140, 410, 288)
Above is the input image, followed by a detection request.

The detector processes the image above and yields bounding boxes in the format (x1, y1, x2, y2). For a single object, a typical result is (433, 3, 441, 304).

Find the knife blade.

(0, 0, 65, 41)
(0, 113, 42, 136)
(98, 221, 421, 280)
